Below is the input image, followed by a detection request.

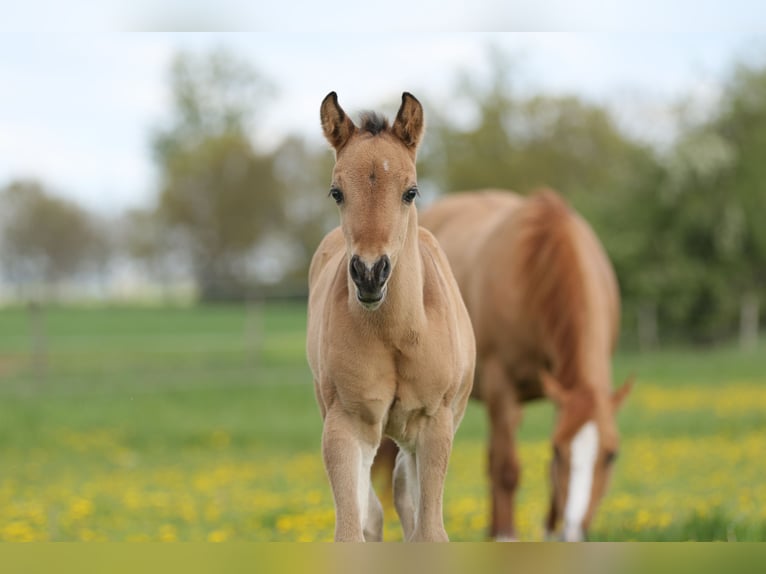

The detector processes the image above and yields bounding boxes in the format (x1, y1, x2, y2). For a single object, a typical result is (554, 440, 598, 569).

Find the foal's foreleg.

(322, 407, 381, 542)
(410, 406, 453, 542)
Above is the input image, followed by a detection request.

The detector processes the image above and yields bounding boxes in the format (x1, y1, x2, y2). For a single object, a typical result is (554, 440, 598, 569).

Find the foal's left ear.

(392, 92, 425, 151)
(611, 375, 635, 411)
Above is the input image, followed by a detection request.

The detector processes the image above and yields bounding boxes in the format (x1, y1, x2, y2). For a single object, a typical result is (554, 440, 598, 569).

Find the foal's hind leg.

(483, 356, 523, 541)
(393, 447, 417, 540)
(364, 485, 384, 541)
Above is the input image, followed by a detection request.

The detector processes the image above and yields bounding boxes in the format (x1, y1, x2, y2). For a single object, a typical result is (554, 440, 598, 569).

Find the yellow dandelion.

(68, 497, 94, 521)
(2, 521, 37, 542)
(158, 524, 178, 542)
(207, 529, 229, 542)
(78, 528, 98, 542)
(276, 515, 294, 533)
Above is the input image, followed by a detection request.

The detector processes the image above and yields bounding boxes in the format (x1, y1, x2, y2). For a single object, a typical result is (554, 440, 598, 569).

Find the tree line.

(1, 49, 764, 348)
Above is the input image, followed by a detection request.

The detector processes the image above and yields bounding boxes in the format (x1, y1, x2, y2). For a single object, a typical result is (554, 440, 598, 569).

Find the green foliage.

(152, 51, 283, 301)
(0, 181, 107, 297)
(419, 54, 766, 346)
(632, 62, 766, 343)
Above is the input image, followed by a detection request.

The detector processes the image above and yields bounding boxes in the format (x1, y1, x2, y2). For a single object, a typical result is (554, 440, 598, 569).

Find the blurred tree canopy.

(417, 55, 766, 347)
(0, 181, 107, 299)
(2, 47, 763, 347)
(642, 63, 766, 345)
(152, 50, 285, 301)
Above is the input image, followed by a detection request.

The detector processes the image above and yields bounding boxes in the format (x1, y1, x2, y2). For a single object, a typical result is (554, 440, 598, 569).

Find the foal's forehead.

(334, 133, 415, 184)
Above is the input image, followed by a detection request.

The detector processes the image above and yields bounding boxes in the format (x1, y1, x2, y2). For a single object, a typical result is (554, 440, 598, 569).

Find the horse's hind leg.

(483, 356, 523, 541)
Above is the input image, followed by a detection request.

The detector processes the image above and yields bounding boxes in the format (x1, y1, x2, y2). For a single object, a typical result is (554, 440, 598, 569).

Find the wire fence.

(0, 302, 312, 398)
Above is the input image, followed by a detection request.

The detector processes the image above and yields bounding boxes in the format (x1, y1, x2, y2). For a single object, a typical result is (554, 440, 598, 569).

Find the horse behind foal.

(306, 92, 475, 542)
(420, 190, 633, 541)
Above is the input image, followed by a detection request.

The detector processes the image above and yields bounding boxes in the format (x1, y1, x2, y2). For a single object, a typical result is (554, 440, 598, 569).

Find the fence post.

(739, 292, 759, 351)
(28, 301, 48, 381)
(638, 300, 658, 352)
(245, 296, 262, 371)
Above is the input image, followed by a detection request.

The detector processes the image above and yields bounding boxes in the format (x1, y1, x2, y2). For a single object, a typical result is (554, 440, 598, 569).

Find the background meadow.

(2, 32, 766, 543)
(0, 303, 764, 542)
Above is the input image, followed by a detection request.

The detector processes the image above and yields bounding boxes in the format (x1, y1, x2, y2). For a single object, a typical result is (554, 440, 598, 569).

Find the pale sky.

(1, 30, 764, 214)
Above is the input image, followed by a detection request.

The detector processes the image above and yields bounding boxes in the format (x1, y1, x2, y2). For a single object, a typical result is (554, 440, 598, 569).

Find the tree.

(656, 63, 766, 346)
(613, 61, 766, 346)
(120, 207, 186, 299)
(418, 52, 663, 346)
(271, 135, 336, 287)
(0, 180, 106, 299)
(152, 50, 282, 301)
(421, 50, 646, 201)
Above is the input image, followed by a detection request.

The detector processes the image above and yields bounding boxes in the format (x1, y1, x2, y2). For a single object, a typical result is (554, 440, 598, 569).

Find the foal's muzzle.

(349, 254, 391, 308)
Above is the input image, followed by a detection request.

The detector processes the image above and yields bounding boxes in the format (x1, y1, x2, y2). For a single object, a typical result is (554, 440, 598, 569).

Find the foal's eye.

(605, 451, 618, 465)
(402, 187, 419, 204)
(329, 187, 344, 204)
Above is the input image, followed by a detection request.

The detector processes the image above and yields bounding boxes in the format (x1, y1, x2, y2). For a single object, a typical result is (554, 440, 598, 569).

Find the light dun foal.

(306, 92, 475, 542)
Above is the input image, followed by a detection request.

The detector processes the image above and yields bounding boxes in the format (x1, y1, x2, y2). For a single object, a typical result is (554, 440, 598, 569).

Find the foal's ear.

(612, 375, 635, 411)
(320, 92, 356, 152)
(392, 92, 425, 151)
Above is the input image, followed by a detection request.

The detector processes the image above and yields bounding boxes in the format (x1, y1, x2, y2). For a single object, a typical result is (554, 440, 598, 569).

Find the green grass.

(0, 302, 764, 541)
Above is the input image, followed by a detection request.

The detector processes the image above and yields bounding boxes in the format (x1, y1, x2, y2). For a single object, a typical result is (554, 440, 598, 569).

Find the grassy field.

(0, 302, 764, 541)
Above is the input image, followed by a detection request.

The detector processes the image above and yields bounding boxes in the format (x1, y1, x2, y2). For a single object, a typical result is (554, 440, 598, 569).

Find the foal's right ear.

(320, 92, 356, 152)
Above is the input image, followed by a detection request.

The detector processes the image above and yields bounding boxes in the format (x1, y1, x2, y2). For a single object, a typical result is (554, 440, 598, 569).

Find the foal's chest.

(383, 341, 456, 447)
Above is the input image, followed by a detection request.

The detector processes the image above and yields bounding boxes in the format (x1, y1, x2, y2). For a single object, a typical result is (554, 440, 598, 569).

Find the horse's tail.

(512, 189, 588, 387)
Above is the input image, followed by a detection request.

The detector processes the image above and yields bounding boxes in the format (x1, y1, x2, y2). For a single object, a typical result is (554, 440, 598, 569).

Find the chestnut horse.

(306, 92, 475, 542)
(420, 189, 632, 541)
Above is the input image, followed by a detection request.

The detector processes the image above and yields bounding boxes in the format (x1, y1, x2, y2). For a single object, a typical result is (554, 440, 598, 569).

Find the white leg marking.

(357, 443, 374, 533)
(564, 421, 598, 540)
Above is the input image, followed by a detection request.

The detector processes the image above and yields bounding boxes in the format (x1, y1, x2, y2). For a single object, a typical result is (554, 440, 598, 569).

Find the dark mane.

(358, 111, 389, 136)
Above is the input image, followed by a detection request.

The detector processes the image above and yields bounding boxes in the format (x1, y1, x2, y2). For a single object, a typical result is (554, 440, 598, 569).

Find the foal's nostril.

(349, 255, 367, 287)
(373, 255, 391, 287)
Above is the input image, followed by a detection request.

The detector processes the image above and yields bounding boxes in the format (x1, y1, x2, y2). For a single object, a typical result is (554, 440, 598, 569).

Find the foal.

(306, 92, 475, 542)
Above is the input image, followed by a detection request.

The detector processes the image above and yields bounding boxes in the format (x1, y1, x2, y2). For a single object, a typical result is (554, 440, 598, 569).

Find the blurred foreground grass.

(0, 303, 764, 541)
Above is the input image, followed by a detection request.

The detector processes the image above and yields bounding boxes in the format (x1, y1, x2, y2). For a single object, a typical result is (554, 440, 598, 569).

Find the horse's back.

(422, 189, 619, 392)
(514, 190, 619, 352)
(420, 190, 523, 292)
